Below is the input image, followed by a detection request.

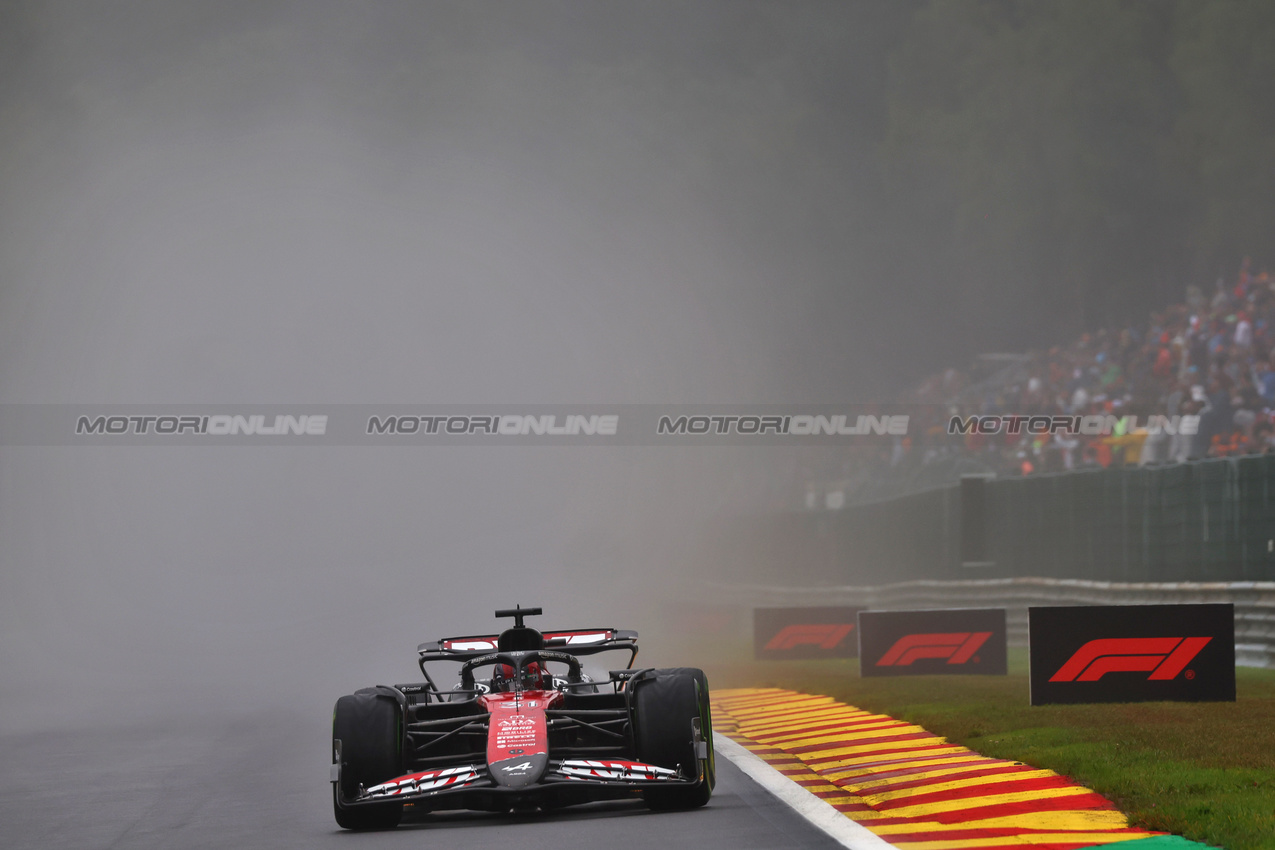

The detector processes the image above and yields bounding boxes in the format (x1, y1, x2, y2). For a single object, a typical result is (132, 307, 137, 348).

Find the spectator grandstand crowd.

(906, 257, 1275, 480)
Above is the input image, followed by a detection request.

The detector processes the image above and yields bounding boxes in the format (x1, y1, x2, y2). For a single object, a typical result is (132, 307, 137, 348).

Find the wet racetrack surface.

(0, 712, 842, 849)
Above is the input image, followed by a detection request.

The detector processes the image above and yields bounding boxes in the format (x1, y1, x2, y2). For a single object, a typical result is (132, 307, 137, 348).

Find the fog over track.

(0, 5, 924, 846)
(0, 1, 915, 736)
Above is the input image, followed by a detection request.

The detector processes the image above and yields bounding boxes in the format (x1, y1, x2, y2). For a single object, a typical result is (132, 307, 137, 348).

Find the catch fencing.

(732, 454, 1275, 587)
(981, 453, 1275, 583)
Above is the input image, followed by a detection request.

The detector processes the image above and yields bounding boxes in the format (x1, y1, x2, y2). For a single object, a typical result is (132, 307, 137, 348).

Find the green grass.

(707, 652, 1275, 850)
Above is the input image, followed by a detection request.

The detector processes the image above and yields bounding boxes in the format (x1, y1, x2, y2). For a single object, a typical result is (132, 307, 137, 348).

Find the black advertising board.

(753, 607, 861, 660)
(1029, 604, 1235, 705)
(857, 608, 1007, 677)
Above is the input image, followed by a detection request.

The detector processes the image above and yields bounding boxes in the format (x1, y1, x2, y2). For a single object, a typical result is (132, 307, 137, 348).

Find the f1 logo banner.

(1029, 604, 1235, 705)
(858, 608, 1007, 677)
(754, 607, 861, 660)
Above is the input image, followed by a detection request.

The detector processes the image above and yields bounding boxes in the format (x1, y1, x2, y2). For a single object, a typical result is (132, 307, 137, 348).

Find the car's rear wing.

(414, 622, 640, 697)
(419, 628, 636, 657)
(418, 628, 638, 666)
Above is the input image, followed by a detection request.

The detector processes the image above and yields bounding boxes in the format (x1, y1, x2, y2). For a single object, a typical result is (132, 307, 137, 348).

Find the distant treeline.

(882, 0, 1274, 345)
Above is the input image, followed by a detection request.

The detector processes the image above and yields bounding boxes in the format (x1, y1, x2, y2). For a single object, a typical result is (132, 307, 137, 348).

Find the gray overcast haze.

(3, 6, 1273, 848)
(0, 1, 927, 731)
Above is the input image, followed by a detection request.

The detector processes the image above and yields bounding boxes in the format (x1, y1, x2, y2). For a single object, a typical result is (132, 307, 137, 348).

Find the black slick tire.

(332, 692, 404, 830)
(633, 667, 715, 810)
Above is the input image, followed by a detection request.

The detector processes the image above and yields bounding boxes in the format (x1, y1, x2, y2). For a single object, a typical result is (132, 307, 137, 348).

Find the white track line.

(714, 735, 894, 850)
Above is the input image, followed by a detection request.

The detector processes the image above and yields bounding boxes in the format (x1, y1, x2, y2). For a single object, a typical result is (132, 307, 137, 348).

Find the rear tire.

(332, 692, 404, 830)
(633, 667, 714, 810)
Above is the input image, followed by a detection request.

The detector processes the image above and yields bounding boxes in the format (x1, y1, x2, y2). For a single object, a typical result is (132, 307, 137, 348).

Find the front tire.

(633, 667, 714, 810)
(332, 691, 404, 830)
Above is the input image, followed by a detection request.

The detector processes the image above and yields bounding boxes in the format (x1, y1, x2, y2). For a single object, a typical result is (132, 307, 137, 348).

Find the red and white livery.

(330, 605, 714, 830)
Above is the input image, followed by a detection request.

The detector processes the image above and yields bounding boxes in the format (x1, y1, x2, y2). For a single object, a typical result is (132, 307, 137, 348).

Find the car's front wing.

(332, 757, 702, 813)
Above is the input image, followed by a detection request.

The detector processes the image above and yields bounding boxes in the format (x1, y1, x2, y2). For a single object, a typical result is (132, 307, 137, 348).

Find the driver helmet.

(493, 661, 547, 692)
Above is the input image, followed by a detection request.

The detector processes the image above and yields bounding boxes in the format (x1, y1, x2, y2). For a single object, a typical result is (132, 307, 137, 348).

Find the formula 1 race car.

(331, 606, 715, 829)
